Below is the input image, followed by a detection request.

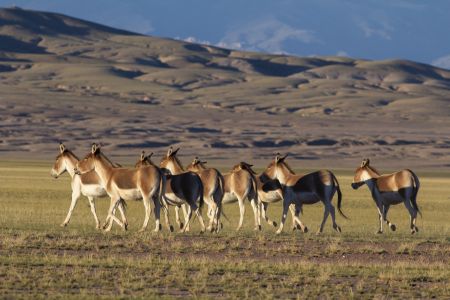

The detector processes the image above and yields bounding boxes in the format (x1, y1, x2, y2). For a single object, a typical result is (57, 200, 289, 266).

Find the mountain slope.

(0, 7, 449, 169)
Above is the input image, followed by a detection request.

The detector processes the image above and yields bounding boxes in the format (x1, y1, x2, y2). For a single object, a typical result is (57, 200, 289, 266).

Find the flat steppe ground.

(0, 160, 449, 299)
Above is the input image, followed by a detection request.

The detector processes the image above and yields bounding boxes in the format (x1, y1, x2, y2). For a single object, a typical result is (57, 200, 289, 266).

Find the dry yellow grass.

(0, 160, 449, 298)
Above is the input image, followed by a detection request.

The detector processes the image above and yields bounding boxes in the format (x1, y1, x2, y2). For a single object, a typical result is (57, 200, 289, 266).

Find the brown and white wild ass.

(221, 162, 260, 231)
(264, 154, 347, 234)
(75, 144, 164, 232)
(51, 143, 126, 229)
(351, 158, 421, 234)
(186, 157, 224, 232)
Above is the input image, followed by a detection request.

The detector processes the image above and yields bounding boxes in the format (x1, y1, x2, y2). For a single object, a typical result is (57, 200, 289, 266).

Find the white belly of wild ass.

(81, 185, 107, 197)
(119, 188, 143, 201)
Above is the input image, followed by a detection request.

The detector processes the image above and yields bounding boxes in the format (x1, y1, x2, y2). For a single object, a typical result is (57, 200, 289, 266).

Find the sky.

(1, 0, 450, 69)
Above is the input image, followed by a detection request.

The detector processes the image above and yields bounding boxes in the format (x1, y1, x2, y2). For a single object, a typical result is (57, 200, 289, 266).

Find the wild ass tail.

(118, 198, 127, 213)
(407, 169, 422, 217)
(198, 179, 204, 210)
(331, 172, 348, 219)
(215, 173, 225, 225)
(159, 171, 168, 211)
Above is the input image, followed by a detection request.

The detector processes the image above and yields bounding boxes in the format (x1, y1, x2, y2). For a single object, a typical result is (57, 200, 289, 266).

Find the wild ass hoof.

(179, 223, 184, 230)
(375, 230, 383, 234)
(315, 230, 322, 235)
(389, 224, 396, 231)
(414, 226, 419, 232)
(60, 223, 68, 227)
(254, 225, 262, 231)
(333, 225, 342, 233)
(95, 224, 101, 230)
(169, 225, 174, 232)
(292, 226, 297, 231)
(272, 221, 278, 227)
(302, 226, 308, 233)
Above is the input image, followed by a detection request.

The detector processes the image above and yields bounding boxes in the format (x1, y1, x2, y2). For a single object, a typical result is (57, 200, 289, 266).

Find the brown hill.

(0, 7, 449, 169)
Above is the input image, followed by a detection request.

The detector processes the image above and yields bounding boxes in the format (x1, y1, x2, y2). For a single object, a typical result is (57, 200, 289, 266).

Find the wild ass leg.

(206, 199, 217, 232)
(403, 197, 418, 234)
(105, 197, 124, 232)
(317, 202, 330, 234)
(161, 200, 174, 232)
(276, 199, 291, 234)
(174, 206, 184, 230)
(182, 204, 191, 232)
(376, 204, 384, 234)
(139, 194, 155, 232)
(236, 196, 246, 231)
(117, 201, 128, 230)
(292, 204, 308, 233)
(87, 196, 100, 229)
(250, 199, 261, 231)
(152, 194, 162, 232)
(182, 204, 204, 233)
(196, 207, 206, 233)
(261, 202, 277, 227)
(382, 205, 396, 231)
(289, 205, 302, 231)
(328, 202, 341, 233)
(61, 190, 81, 227)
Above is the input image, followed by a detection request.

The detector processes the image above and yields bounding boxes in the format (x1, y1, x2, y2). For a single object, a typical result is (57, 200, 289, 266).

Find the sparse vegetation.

(0, 161, 449, 298)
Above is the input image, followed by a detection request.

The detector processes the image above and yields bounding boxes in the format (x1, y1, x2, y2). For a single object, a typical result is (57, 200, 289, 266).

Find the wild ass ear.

(171, 147, 180, 156)
(193, 156, 200, 164)
(167, 146, 173, 157)
(275, 153, 281, 163)
(146, 152, 153, 160)
(140, 151, 146, 161)
(361, 158, 370, 167)
(59, 142, 66, 153)
(275, 153, 288, 163)
(91, 143, 100, 154)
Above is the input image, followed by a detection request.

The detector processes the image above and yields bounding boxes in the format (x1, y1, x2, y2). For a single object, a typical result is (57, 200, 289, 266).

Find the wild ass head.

(231, 162, 257, 175)
(351, 158, 380, 189)
(186, 157, 208, 172)
(159, 146, 183, 174)
(264, 153, 292, 183)
(135, 151, 155, 168)
(74, 143, 101, 175)
(51, 143, 79, 178)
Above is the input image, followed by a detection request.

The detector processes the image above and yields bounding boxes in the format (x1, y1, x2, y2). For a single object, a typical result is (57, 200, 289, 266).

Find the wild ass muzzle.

(264, 153, 347, 234)
(51, 143, 126, 229)
(186, 157, 224, 233)
(351, 158, 421, 234)
(159, 147, 206, 233)
(74, 144, 164, 232)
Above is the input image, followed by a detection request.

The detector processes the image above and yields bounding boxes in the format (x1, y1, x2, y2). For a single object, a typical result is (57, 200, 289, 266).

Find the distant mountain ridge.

(0, 7, 449, 169)
(1, 6, 449, 116)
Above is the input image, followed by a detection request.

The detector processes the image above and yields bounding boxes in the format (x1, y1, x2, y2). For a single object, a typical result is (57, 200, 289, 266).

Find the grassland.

(0, 161, 449, 299)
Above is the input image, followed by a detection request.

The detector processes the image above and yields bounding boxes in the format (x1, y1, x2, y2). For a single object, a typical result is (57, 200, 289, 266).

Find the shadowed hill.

(0, 7, 449, 169)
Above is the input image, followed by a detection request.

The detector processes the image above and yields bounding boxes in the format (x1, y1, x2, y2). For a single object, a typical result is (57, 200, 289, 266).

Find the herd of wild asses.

(51, 143, 421, 235)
